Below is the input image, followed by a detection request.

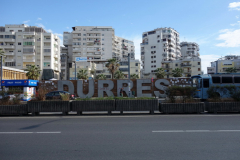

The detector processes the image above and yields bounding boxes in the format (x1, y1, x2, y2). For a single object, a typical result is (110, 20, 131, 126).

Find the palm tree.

(96, 74, 106, 80)
(0, 48, 5, 64)
(105, 58, 120, 79)
(155, 68, 165, 78)
(114, 70, 125, 79)
(172, 68, 183, 77)
(77, 69, 88, 80)
(25, 65, 41, 80)
(130, 74, 139, 79)
(225, 67, 237, 73)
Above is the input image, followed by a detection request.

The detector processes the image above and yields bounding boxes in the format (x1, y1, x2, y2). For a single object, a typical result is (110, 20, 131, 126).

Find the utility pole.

(75, 62, 77, 80)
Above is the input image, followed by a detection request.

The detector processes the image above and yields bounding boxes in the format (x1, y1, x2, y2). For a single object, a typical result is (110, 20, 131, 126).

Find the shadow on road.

(19, 118, 65, 130)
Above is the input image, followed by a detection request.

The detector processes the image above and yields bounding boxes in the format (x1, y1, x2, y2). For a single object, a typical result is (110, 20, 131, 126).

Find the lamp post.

(0, 56, 2, 90)
(128, 53, 131, 97)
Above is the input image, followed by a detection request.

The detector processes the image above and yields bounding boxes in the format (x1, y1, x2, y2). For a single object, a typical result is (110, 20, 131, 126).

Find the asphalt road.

(1, 114, 240, 160)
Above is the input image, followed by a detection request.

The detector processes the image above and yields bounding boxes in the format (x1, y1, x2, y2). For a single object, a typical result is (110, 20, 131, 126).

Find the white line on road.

(152, 130, 240, 133)
(0, 132, 61, 134)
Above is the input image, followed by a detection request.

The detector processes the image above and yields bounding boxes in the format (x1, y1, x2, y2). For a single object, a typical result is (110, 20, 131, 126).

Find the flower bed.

(160, 103, 205, 114)
(27, 101, 70, 115)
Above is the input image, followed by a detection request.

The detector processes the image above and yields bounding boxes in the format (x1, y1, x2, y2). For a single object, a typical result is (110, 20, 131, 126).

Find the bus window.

(199, 79, 202, 88)
(192, 77, 199, 87)
(234, 77, 240, 83)
(203, 79, 209, 88)
(222, 77, 233, 83)
(212, 77, 220, 83)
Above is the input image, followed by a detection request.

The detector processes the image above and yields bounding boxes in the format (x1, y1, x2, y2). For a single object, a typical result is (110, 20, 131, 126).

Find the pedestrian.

(120, 88, 123, 97)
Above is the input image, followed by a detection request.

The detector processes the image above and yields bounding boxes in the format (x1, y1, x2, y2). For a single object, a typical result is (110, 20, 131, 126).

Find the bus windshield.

(192, 77, 199, 87)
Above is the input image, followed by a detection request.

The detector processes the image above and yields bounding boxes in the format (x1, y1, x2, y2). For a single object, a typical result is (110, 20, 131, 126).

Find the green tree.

(25, 65, 41, 80)
(172, 68, 183, 77)
(225, 67, 237, 73)
(130, 74, 139, 79)
(96, 74, 107, 80)
(77, 69, 88, 80)
(155, 68, 165, 78)
(105, 58, 120, 79)
(114, 70, 125, 79)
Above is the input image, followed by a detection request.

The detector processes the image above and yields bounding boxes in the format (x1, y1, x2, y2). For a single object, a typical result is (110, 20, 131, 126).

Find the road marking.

(0, 132, 61, 134)
(152, 130, 240, 133)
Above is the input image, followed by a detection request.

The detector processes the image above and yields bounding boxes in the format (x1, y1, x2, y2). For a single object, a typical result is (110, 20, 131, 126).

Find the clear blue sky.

(1, 0, 240, 73)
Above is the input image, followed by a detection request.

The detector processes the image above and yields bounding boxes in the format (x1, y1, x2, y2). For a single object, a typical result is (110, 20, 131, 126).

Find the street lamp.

(0, 55, 2, 90)
(128, 53, 131, 97)
(72, 61, 77, 80)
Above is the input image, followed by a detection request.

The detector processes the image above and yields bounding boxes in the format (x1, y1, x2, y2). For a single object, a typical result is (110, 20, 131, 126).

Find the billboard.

(75, 57, 87, 62)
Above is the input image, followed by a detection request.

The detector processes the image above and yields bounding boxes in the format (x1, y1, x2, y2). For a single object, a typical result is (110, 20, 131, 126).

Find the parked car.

(0, 93, 16, 101)
(45, 91, 75, 100)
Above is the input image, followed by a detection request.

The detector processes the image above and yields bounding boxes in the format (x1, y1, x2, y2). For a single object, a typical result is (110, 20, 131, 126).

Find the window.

(175, 64, 178, 66)
(158, 40, 160, 43)
(102, 39, 104, 41)
(18, 42, 21, 45)
(198, 68, 200, 71)
(18, 30, 22, 32)
(234, 77, 240, 83)
(135, 63, 138, 66)
(198, 62, 201, 65)
(83, 38, 86, 40)
(102, 34, 104, 36)
(83, 34, 86, 36)
(203, 79, 209, 88)
(18, 50, 21, 52)
(136, 70, 138, 72)
(212, 77, 220, 83)
(222, 77, 233, 83)
(154, 56, 156, 58)
(78, 34, 81, 36)
(44, 49, 51, 52)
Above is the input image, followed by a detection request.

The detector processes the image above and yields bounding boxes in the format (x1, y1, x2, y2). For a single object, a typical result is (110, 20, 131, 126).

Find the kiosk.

(1, 80, 38, 101)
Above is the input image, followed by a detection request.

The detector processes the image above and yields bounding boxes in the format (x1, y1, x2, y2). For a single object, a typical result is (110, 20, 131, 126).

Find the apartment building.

(0, 24, 61, 80)
(141, 27, 181, 78)
(207, 55, 240, 74)
(119, 60, 141, 78)
(62, 26, 136, 79)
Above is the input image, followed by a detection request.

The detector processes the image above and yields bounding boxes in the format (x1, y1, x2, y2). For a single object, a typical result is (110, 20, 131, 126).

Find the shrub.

(60, 92, 70, 101)
(0, 89, 22, 105)
(165, 86, 197, 103)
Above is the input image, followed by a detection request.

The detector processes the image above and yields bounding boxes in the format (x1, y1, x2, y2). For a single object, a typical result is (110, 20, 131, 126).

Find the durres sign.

(58, 79, 170, 98)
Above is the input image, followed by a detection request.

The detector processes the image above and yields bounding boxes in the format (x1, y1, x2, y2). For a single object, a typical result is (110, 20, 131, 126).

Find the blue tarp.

(1, 80, 38, 87)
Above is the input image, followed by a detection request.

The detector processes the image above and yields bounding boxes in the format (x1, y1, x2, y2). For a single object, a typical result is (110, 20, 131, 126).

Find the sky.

(1, 0, 240, 73)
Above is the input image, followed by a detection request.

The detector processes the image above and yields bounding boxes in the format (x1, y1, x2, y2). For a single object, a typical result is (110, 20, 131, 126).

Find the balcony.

(23, 32, 35, 35)
(140, 42, 148, 45)
(44, 58, 51, 62)
(23, 39, 35, 42)
(0, 45, 15, 49)
(44, 38, 51, 42)
(1, 39, 15, 42)
(44, 52, 51, 56)
(181, 64, 192, 67)
(4, 52, 14, 55)
(5, 58, 14, 62)
(184, 70, 191, 74)
(23, 58, 35, 62)
(44, 45, 51, 48)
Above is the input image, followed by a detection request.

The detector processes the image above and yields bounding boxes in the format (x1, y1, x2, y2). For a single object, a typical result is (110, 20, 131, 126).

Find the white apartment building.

(62, 26, 137, 79)
(179, 42, 201, 77)
(207, 55, 240, 74)
(141, 27, 181, 78)
(0, 24, 61, 80)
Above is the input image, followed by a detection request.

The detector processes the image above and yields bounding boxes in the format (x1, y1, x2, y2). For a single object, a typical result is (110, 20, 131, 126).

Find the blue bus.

(191, 74, 240, 99)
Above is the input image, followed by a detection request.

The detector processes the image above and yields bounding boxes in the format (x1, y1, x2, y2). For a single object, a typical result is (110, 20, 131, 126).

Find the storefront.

(1, 80, 38, 101)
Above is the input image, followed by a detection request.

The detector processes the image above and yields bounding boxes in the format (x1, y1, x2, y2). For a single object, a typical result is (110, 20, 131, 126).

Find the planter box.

(71, 100, 115, 115)
(205, 102, 240, 113)
(115, 99, 159, 114)
(0, 104, 28, 115)
(160, 103, 205, 114)
(27, 101, 70, 115)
